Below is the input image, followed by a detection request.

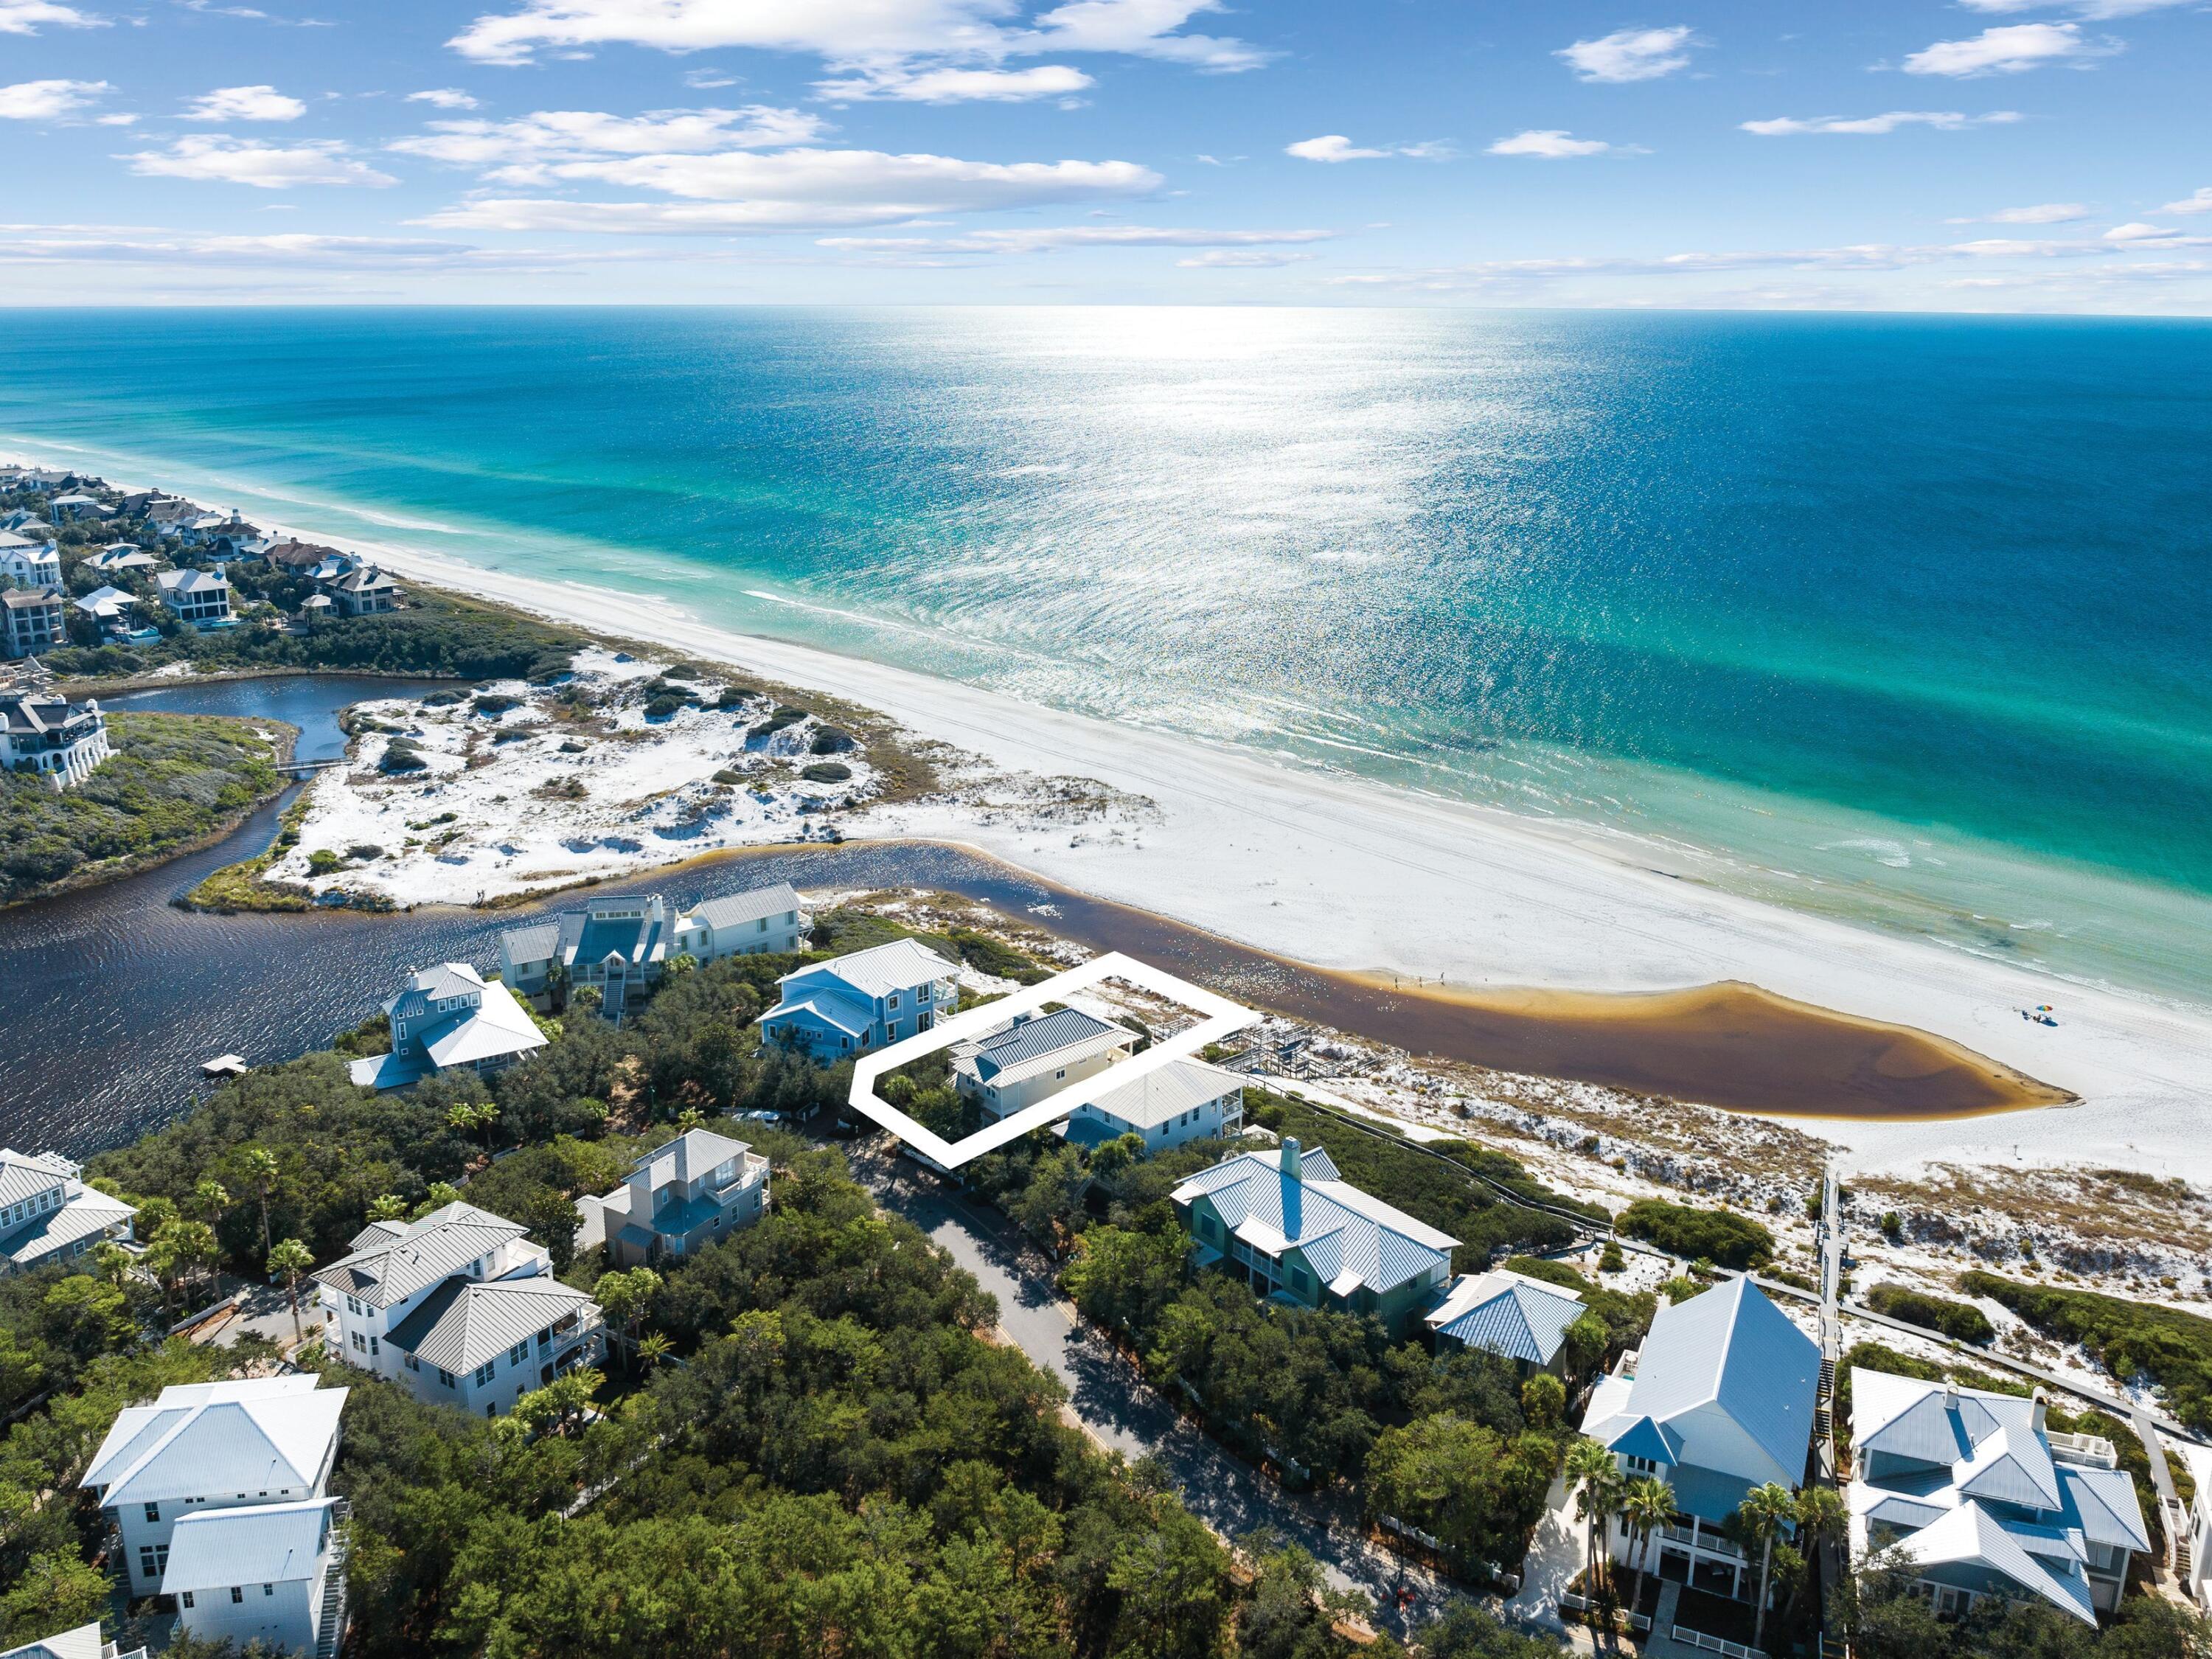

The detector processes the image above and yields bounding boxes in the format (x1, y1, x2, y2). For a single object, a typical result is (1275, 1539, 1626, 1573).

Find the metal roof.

(1173, 1143, 1458, 1299)
(1590, 1277, 1819, 1489)
(768, 990, 874, 1037)
(631, 1127, 752, 1189)
(1425, 1269, 1585, 1366)
(682, 881, 803, 932)
(958, 1008, 1124, 1081)
(84, 1378, 344, 1507)
(1, 1621, 110, 1659)
(1891, 1500, 2096, 1624)
(3, 1187, 136, 1266)
(162, 1497, 335, 1590)
(0, 1150, 69, 1209)
(1082, 1057, 1242, 1130)
(500, 921, 560, 962)
(310, 1201, 528, 1309)
(780, 938, 956, 1000)
(384, 1275, 597, 1374)
(420, 981, 546, 1069)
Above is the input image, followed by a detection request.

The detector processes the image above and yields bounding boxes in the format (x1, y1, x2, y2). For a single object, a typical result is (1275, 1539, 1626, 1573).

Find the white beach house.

(345, 961, 546, 1090)
(1578, 1276, 1821, 1599)
(1847, 1368, 2149, 1622)
(1424, 1266, 1587, 1377)
(759, 938, 960, 1061)
(0, 1148, 136, 1274)
(0, 529, 60, 590)
(575, 1127, 771, 1267)
(313, 1201, 602, 1417)
(1063, 1057, 1247, 1153)
(952, 1006, 1136, 1122)
(498, 883, 808, 1009)
(1, 589, 66, 661)
(1, 1623, 147, 1659)
(164, 1495, 347, 1658)
(80, 1374, 347, 1599)
(0, 692, 114, 791)
(156, 568, 234, 627)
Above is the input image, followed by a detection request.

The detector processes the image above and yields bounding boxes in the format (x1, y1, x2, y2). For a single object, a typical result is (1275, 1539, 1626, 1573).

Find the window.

(345, 1295, 363, 1315)
(350, 1331, 366, 1352)
(1625, 1455, 1658, 1475)
(181, 1592, 195, 1609)
(1288, 1267, 1311, 1293)
(887, 992, 900, 1010)
(368, 1335, 378, 1357)
(264, 1585, 274, 1596)
(474, 1361, 496, 1386)
(145, 1500, 160, 1523)
(509, 1340, 529, 1366)
(231, 1587, 244, 1604)
(437, 1368, 456, 1388)
(404, 1352, 420, 1372)
(140, 1546, 169, 1579)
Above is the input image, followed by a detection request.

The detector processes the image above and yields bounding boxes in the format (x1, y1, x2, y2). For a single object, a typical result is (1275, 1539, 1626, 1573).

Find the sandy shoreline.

(282, 536, 2211, 1182)
(12, 429, 2208, 1178)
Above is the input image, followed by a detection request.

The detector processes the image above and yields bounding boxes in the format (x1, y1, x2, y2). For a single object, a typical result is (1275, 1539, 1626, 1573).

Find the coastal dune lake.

(0, 679, 2065, 1155)
(3, 308, 2210, 1008)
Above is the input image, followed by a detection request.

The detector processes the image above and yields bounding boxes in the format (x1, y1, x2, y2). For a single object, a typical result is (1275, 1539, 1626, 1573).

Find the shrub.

(1618, 1199, 1774, 1270)
(1598, 1239, 1625, 1274)
(345, 844, 384, 862)
(378, 744, 426, 774)
(643, 695, 684, 720)
(809, 726, 855, 755)
(307, 849, 341, 874)
(715, 686, 754, 709)
(420, 689, 465, 707)
(533, 778, 587, 801)
(557, 739, 588, 754)
(1962, 1271, 2212, 1430)
(1864, 1284, 1994, 1345)
(471, 694, 522, 716)
(800, 762, 852, 785)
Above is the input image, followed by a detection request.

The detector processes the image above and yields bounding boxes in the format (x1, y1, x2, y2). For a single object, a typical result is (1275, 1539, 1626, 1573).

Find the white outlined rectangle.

(847, 951, 1259, 1169)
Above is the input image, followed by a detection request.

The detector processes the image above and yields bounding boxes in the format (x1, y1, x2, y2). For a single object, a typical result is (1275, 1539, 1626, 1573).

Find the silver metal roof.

(162, 1497, 335, 1589)
(384, 1275, 597, 1374)
(683, 881, 803, 932)
(310, 1201, 527, 1309)
(1082, 1057, 1242, 1129)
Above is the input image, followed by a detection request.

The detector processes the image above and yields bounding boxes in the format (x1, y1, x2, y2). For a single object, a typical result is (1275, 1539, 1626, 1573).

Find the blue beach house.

(759, 938, 959, 1062)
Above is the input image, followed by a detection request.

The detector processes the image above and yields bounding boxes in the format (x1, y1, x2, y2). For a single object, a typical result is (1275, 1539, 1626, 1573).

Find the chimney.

(2032, 1386, 2048, 1433)
(1281, 1137, 1303, 1182)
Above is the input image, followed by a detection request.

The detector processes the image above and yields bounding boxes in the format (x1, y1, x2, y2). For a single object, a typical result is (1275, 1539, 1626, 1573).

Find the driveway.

(852, 1147, 1464, 1638)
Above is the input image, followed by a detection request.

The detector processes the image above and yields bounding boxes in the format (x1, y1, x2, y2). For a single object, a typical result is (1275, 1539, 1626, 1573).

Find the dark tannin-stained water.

(0, 675, 2064, 1158)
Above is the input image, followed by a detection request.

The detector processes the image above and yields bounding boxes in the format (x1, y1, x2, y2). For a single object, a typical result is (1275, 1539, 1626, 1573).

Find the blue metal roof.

(968, 1008, 1120, 1079)
(1616, 1277, 1819, 1488)
(1173, 1144, 1457, 1298)
(1430, 1273, 1586, 1366)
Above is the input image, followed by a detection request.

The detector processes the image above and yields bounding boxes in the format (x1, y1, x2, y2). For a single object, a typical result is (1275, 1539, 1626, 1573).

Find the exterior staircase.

(315, 1499, 352, 1659)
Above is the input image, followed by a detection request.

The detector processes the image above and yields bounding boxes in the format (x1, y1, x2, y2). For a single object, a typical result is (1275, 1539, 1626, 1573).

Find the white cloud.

(417, 149, 1159, 232)
(1176, 248, 1311, 267)
(0, 0, 102, 35)
(1285, 134, 1386, 162)
(0, 229, 658, 272)
(1487, 129, 1617, 159)
(1945, 202, 2088, 224)
(1902, 24, 2114, 77)
(815, 64, 1093, 102)
(391, 106, 827, 167)
(94, 112, 139, 125)
(406, 88, 481, 109)
(1741, 110, 2021, 136)
(448, 0, 1266, 72)
(2159, 187, 2212, 216)
(121, 136, 397, 188)
(2098, 220, 2211, 247)
(1284, 133, 1447, 163)
(183, 85, 308, 122)
(1557, 25, 1697, 83)
(1961, 0, 2191, 15)
(0, 78, 111, 119)
(683, 69, 737, 88)
(818, 224, 1332, 254)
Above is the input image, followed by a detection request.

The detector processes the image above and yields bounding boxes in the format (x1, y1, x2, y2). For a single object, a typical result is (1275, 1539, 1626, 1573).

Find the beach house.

(164, 1495, 347, 1658)
(952, 1006, 1136, 1122)
(156, 568, 234, 627)
(0, 1148, 136, 1274)
(88, 544, 161, 577)
(1578, 1276, 1820, 1598)
(74, 585, 156, 644)
(344, 961, 547, 1090)
(80, 1374, 347, 1599)
(1423, 1266, 1587, 1377)
(144, 499, 203, 541)
(1, 1623, 147, 1659)
(1063, 1057, 1247, 1153)
(0, 692, 113, 789)
(1170, 1138, 1458, 1336)
(0, 529, 60, 590)
(759, 938, 960, 1061)
(329, 564, 397, 616)
(669, 880, 808, 960)
(313, 1200, 602, 1416)
(1847, 1368, 2149, 1622)
(1, 590, 65, 661)
(575, 1127, 771, 1267)
(49, 492, 111, 523)
(498, 883, 807, 1009)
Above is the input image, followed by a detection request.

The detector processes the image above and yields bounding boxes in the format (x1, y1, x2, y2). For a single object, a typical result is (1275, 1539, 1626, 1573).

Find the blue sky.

(1, 0, 2208, 308)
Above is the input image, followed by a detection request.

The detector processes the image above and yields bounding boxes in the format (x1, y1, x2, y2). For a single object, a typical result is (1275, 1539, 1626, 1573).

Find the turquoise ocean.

(2, 307, 2208, 1005)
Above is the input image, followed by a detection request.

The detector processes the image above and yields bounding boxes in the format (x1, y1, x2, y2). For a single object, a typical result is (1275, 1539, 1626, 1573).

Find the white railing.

(2047, 1430, 2119, 1470)
(1672, 1626, 1767, 1659)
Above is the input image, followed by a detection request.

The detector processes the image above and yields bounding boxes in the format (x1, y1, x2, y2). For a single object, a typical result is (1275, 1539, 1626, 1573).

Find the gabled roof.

(1608, 1414, 1687, 1465)
(1174, 1143, 1458, 1300)
(2, 1186, 136, 1267)
(1083, 1057, 1243, 1130)
(156, 568, 227, 594)
(83, 1377, 344, 1507)
(2060, 1464, 2152, 1554)
(681, 880, 803, 933)
(310, 1201, 527, 1309)
(956, 1007, 1126, 1084)
(1955, 1424, 2063, 1511)
(1425, 1267, 1586, 1366)
(162, 1496, 335, 1590)
(384, 1274, 596, 1374)
(393, 961, 486, 1006)
(0, 1149, 69, 1208)
(769, 990, 874, 1037)
(1888, 1500, 2096, 1625)
(782, 937, 956, 1000)
(1, 1620, 113, 1659)
(419, 980, 544, 1070)
(1585, 1278, 1819, 1489)
(501, 920, 560, 962)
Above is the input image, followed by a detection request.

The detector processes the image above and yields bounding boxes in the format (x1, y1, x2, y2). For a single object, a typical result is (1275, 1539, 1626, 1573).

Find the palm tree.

(447, 1102, 498, 1154)
(1789, 1485, 1848, 1625)
(191, 1178, 231, 1226)
(1565, 1438, 1620, 1592)
(267, 1237, 315, 1343)
(1618, 1475, 1675, 1627)
(1735, 1482, 1797, 1651)
(242, 1147, 280, 1255)
(635, 1332, 672, 1376)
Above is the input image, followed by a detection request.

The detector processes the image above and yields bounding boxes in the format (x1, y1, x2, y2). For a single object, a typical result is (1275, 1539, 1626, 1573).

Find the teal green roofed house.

(1169, 1138, 1457, 1338)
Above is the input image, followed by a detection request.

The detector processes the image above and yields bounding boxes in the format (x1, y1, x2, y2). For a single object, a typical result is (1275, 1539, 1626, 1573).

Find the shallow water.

(4, 308, 2209, 1005)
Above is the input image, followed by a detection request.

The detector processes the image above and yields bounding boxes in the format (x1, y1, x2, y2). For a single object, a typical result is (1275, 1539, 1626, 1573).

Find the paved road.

(851, 1147, 1464, 1638)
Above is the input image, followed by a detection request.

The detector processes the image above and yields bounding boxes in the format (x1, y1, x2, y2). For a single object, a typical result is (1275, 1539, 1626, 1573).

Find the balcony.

(2048, 1430, 2119, 1470)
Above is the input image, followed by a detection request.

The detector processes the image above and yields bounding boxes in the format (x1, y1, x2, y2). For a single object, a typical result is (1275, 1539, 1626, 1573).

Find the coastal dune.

(342, 538, 2212, 1181)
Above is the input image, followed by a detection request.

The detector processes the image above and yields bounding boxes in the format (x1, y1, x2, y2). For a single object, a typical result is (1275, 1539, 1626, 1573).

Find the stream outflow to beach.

(1, 675, 2070, 1159)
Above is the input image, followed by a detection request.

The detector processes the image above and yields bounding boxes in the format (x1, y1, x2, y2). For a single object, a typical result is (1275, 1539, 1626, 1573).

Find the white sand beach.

(324, 539, 2212, 1183)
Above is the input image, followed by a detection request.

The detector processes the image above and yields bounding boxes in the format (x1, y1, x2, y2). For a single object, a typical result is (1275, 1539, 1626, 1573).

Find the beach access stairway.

(316, 1498, 352, 1659)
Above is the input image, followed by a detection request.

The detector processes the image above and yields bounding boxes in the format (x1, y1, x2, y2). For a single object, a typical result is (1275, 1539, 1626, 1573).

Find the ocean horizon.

(5, 305, 2209, 1007)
